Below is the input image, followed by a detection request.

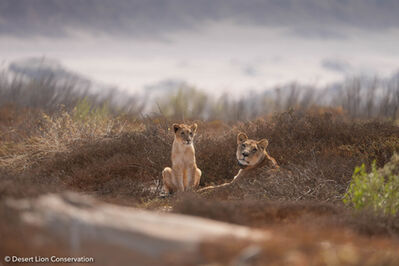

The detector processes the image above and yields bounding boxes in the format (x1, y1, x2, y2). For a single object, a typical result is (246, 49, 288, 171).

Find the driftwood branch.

(5, 193, 271, 265)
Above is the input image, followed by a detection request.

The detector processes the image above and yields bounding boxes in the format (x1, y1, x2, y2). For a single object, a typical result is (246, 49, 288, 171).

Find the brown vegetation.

(2, 103, 399, 203)
(2, 76, 399, 263)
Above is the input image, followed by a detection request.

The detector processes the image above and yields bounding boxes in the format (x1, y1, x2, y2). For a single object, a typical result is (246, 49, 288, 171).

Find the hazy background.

(1, 0, 398, 98)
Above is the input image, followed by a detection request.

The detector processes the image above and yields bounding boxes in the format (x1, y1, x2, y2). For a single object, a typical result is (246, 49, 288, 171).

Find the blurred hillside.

(2, 58, 145, 113)
(2, 57, 399, 121)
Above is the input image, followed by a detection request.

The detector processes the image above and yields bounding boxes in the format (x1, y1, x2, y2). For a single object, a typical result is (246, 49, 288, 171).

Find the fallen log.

(3, 193, 270, 265)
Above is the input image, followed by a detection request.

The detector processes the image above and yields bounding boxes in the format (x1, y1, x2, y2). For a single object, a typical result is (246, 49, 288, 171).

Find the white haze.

(1, 20, 399, 97)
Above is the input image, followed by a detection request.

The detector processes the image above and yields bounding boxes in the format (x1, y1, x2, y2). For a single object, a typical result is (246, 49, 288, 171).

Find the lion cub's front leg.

(184, 167, 202, 191)
(162, 167, 184, 195)
(161, 167, 173, 195)
(193, 168, 202, 189)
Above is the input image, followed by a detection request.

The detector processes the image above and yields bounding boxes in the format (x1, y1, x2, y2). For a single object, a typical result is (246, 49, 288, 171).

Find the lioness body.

(199, 132, 278, 199)
(234, 132, 279, 180)
(162, 123, 201, 194)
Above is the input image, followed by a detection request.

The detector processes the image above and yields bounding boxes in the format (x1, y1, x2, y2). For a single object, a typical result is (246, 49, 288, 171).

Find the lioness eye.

(190, 132, 193, 136)
(181, 132, 184, 135)
(252, 148, 257, 153)
(241, 144, 245, 148)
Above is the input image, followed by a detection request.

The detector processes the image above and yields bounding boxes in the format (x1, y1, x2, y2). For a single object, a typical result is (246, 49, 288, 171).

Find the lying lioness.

(161, 123, 202, 196)
(198, 132, 278, 198)
(234, 132, 279, 179)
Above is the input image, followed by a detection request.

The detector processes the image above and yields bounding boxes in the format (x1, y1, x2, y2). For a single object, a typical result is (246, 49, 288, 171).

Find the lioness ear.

(173, 123, 180, 133)
(191, 123, 198, 133)
(258, 139, 269, 150)
(237, 132, 248, 144)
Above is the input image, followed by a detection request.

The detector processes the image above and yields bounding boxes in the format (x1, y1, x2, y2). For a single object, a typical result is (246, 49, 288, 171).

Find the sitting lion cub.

(161, 123, 202, 195)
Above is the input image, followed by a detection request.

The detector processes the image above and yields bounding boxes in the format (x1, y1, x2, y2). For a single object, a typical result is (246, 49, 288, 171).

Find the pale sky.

(1, 1, 399, 96)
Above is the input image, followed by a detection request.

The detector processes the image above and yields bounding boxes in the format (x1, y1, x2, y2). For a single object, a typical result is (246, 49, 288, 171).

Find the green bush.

(343, 153, 399, 215)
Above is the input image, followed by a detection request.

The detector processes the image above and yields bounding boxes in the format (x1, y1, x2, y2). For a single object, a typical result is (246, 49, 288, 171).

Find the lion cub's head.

(173, 123, 198, 145)
(236, 132, 269, 168)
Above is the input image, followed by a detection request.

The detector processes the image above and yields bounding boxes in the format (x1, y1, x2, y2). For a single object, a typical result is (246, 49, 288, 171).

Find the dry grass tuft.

(1, 107, 399, 204)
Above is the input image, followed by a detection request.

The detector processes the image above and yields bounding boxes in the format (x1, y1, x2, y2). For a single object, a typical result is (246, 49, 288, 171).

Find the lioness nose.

(242, 151, 249, 157)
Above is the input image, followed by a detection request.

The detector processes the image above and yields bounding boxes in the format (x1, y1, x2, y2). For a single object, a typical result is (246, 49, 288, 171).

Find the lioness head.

(173, 123, 198, 145)
(236, 132, 268, 168)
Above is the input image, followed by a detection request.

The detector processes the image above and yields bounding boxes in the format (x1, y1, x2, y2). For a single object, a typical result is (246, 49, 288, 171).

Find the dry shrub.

(174, 193, 339, 227)
(0, 168, 62, 200)
(197, 158, 349, 203)
(29, 125, 171, 203)
(0, 105, 43, 140)
(249, 110, 398, 167)
(0, 106, 138, 172)
(195, 126, 238, 185)
(1, 108, 399, 206)
(0, 105, 44, 155)
(201, 109, 399, 186)
(196, 110, 399, 204)
(174, 194, 399, 239)
(199, 232, 399, 266)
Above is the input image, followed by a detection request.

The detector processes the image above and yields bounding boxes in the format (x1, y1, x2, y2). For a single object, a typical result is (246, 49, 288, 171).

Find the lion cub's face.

(236, 132, 268, 168)
(173, 123, 198, 145)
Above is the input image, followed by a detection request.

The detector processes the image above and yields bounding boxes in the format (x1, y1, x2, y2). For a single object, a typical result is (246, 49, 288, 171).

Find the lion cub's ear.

(191, 123, 198, 133)
(258, 139, 269, 150)
(237, 132, 248, 144)
(173, 123, 180, 133)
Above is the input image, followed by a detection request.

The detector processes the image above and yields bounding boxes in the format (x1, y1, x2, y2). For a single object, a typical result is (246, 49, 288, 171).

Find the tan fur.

(162, 123, 201, 195)
(234, 132, 279, 180)
(198, 132, 278, 195)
